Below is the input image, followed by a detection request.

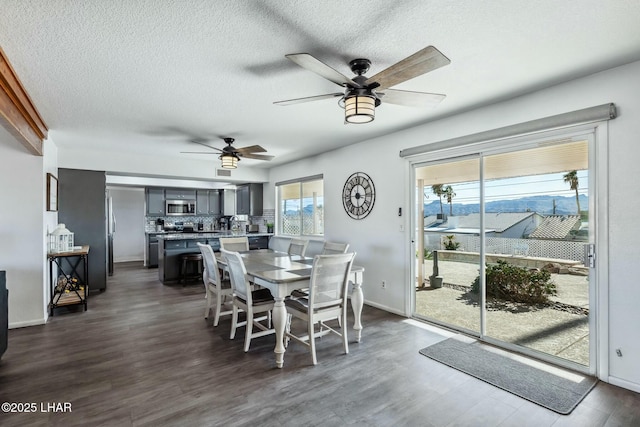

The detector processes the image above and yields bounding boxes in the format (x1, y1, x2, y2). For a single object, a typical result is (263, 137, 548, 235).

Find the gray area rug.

(419, 338, 597, 414)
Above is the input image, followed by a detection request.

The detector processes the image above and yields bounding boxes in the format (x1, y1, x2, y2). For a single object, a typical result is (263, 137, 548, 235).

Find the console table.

(48, 245, 90, 316)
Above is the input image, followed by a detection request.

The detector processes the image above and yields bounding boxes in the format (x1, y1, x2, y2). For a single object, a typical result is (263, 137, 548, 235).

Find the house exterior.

(529, 215, 583, 240)
(425, 212, 543, 238)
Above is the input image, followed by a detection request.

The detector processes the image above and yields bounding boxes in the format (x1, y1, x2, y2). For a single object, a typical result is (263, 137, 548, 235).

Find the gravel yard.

(416, 259, 589, 366)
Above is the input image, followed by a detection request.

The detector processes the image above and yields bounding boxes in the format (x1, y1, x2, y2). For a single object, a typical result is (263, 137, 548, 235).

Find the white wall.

(109, 187, 145, 262)
(267, 59, 640, 391)
(0, 126, 57, 328)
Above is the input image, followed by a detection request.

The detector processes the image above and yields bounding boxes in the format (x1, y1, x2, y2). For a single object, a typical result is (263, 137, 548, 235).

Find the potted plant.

(266, 222, 274, 234)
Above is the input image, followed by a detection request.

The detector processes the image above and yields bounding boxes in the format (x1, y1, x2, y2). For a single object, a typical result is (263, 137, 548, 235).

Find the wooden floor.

(1, 262, 638, 427)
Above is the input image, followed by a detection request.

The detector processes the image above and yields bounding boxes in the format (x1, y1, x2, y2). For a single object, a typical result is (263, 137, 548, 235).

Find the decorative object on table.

(48, 223, 74, 253)
(266, 222, 274, 233)
(342, 172, 376, 219)
(46, 173, 58, 211)
(274, 45, 450, 124)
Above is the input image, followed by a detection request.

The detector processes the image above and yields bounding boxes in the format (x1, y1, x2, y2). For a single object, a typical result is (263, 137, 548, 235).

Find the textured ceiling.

(1, 0, 640, 172)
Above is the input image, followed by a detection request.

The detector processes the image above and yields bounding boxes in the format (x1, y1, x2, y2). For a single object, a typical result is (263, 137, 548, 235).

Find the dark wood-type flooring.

(1, 261, 639, 426)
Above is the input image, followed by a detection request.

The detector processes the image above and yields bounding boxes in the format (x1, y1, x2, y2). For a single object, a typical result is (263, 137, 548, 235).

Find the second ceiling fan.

(274, 45, 451, 124)
(181, 137, 273, 169)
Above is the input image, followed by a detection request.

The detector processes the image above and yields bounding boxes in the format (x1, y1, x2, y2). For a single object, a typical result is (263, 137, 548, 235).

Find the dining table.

(216, 249, 365, 368)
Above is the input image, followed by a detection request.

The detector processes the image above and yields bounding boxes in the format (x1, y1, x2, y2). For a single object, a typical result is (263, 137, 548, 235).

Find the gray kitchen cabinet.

(196, 190, 209, 215)
(236, 183, 263, 216)
(165, 188, 196, 200)
(222, 189, 236, 216)
(146, 188, 165, 215)
(208, 190, 221, 215)
(147, 233, 159, 267)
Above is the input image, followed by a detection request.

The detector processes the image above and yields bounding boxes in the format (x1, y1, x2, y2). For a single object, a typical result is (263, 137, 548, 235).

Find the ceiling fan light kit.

(220, 153, 239, 169)
(344, 94, 376, 123)
(275, 46, 450, 124)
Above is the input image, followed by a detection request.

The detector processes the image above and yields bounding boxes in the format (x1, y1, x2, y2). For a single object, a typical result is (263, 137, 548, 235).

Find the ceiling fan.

(274, 45, 450, 124)
(180, 137, 274, 169)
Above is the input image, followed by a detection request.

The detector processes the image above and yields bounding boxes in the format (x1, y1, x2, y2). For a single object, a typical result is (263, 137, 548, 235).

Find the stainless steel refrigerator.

(107, 194, 116, 276)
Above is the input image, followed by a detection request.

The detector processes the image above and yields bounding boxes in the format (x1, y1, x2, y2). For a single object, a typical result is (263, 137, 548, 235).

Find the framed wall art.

(47, 173, 58, 212)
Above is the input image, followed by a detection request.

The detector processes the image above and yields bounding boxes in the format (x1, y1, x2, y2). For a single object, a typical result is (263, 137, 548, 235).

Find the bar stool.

(179, 253, 203, 285)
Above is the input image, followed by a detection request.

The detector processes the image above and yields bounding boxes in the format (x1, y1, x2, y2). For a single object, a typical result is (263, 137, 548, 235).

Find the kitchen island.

(156, 232, 272, 284)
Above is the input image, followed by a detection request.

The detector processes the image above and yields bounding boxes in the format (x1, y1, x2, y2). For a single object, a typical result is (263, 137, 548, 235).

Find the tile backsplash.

(145, 209, 275, 233)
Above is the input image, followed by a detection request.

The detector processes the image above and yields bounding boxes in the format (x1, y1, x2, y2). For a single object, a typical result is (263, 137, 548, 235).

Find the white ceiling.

(2, 0, 640, 172)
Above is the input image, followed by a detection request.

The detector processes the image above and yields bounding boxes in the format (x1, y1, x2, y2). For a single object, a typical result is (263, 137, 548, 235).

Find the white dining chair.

(197, 243, 233, 326)
(221, 249, 275, 352)
(290, 241, 350, 298)
(288, 238, 309, 256)
(322, 241, 350, 254)
(285, 252, 355, 365)
(219, 236, 249, 252)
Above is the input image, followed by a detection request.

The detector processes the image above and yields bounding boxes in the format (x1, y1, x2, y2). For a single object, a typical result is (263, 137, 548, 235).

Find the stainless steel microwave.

(166, 199, 196, 216)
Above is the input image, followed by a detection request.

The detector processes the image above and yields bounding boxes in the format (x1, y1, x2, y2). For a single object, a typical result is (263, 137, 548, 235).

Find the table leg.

(351, 274, 364, 342)
(272, 296, 287, 368)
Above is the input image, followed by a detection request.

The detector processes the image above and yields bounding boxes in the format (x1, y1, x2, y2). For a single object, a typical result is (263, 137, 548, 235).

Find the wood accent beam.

(0, 46, 48, 155)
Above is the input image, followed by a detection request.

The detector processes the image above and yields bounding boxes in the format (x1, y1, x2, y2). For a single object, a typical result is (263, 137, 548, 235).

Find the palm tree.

(563, 170, 581, 215)
(431, 184, 444, 217)
(444, 185, 456, 216)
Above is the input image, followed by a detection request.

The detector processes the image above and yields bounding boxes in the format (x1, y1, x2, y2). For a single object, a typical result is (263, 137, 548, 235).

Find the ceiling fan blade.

(236, 145, 267, 154)
(365, 45, 450, 91)
(286, 53, 361, 87)
(377, 89, 446, 107)
(240, 153, 274, 161)
(180, 151, 221, 154)
(274, 93, 343, 106)
(190, 140, 223, 152)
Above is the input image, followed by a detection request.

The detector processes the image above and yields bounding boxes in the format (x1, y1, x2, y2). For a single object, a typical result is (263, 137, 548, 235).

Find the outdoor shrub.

(443, 235, 460, 250)
(471, 260, 557, 304)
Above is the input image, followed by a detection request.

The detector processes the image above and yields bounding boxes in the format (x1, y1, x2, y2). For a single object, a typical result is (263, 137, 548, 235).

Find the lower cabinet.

(147, 233, 160, 268)
(158, 236, 269, 283)
(248, 236, 269, 250)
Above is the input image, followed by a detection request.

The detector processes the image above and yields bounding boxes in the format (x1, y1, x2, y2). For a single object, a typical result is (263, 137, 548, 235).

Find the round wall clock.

(342, 172, 376, 220)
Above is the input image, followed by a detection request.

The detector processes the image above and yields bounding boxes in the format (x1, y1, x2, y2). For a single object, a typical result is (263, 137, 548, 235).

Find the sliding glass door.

(415, 156, 482, 336)
(413, 135, 593, 369)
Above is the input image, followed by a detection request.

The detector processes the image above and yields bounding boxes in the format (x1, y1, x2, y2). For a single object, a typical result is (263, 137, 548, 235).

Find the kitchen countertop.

(155, 231, 273, 240)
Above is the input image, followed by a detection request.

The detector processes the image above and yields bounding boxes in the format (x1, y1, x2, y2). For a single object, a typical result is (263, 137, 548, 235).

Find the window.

(276, 175, 323, 236)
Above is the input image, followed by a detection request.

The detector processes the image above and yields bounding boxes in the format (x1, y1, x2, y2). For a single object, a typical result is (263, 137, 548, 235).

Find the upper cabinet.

(165, 188, 196, 200)
(236, 183, 263, 216)
(196, 191, 209, 215)
(146, 188, 165, 215)
(222, 189, 236, 216)
(144, 187, 249, 216)
(208, 190, 222, 215)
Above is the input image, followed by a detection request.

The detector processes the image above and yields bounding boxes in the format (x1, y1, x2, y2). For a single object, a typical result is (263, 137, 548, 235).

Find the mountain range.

(425, 194, 587, 216)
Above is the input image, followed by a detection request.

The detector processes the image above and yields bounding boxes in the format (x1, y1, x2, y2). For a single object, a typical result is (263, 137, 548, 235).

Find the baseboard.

(607, 376, 640, 394)
(363, 300, 405, 317)
(9, 318, 46, 329)
(114, 257, 144, 263)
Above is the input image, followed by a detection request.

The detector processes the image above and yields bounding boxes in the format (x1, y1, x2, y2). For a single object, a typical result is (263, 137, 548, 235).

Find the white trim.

(594, 122, 610, 381)
(365, 300, 405, 317)
(608, 376, 640, 394)
(9, 318, 46, 329)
